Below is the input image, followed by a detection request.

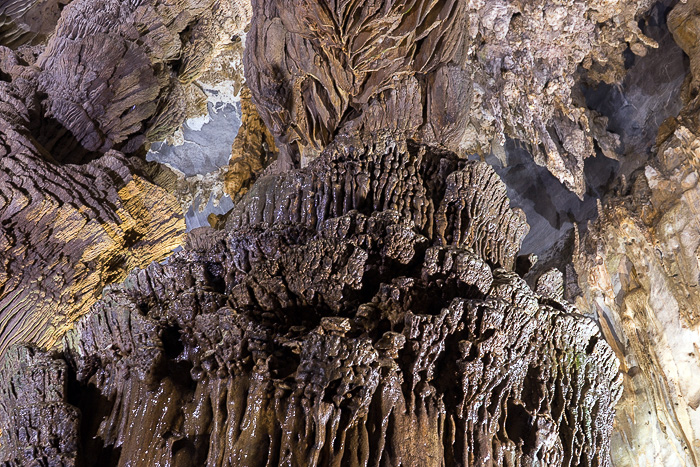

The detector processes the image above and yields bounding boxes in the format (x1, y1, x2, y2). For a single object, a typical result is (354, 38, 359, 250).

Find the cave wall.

(1, 0, 699, 465)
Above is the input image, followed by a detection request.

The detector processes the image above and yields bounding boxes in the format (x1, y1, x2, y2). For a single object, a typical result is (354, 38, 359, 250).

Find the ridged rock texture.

(573, 0, 700, 465)
(0, 46, 185, 357)
(245, 0, 655, 197)
(0, 0, 651, 465)
(36, 0, 251, 162)
(0, 0, 255, 356)
(1, 134, 622, 466)
(0, 0, 65, 48)
(223, 85, 278, 202)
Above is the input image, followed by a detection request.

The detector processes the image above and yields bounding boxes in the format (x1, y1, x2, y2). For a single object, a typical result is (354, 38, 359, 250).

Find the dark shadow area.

(29, 113, 100, 164)
(583, 0, 687, 178)
(477, 139, 618, 258)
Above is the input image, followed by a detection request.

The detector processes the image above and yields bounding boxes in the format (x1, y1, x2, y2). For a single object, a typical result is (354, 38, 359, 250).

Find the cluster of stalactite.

(1, 135, 621, 466)
(0, 0, 634, 465)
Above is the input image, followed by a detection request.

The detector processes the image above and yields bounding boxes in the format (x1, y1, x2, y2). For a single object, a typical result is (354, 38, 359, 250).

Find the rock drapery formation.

(37, 0, 251, 162)
(8, 0, 696, 464)
(244, 0, 655, 197)
(576, 125, 700, 467)
(0, 46, 185, 357)
(1, 135, 622, 466)
(0, 0, 66, 48)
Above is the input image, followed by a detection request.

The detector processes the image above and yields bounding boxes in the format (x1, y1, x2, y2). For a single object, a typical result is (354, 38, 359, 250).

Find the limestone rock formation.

(148, 37, 253, 228)
(572, 1, 700, 465)
(1, 135, 621, 466)
(576, 124, 700, 467)
(224, 85, 277, 201)
(0, 0, 67, 48)
(0, 46, 185, 357)
(0, 0, 255, 358)
(244, 0, 654, 197)
(35, 0, 251, 162)
(0, 345, 79, 466)
(0, 0, 663, 464)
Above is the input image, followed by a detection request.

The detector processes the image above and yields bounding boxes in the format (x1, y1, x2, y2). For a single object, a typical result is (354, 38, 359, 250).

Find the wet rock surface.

(1, 136, 621, 466)
(6, 0, 700, 465)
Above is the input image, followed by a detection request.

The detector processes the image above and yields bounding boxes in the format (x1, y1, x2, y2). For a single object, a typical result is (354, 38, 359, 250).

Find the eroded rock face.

(0, 345, 80, 466)
(34, 0, 251, 162)
(0, 0, 67, 48)
(0, 47, 185, 357)
(245, 0, 655, 197)
(0, 135, 622, 466)
(224, 85, 277, 202)
(0, 0, 640, 464)
(575, 125, 700, 467)
(571, 2, 700, 465)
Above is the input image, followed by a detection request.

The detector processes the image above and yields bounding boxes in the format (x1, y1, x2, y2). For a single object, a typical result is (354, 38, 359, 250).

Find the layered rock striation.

(0, 46, 185, 357)
(1, 135, 622, 466)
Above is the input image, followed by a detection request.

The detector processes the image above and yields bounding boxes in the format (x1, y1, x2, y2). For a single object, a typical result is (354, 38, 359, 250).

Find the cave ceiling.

(0, 0, 698, 466)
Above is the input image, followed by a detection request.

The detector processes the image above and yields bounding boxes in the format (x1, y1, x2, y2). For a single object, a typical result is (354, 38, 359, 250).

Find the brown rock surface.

(1, 136, 622, 466)
(224, 86, 277, 201)
(34, 0, 251, 162)
(0, 0, 67, 48)
(0, 0, 647, 464)
(244, 0, 655, 197)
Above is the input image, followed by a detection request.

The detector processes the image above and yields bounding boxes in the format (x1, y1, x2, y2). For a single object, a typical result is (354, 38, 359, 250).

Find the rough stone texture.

(0, 0, 67, 48)
(223, 134, 529, 270)
(1, 136, 622, 466)
(32, 0, 250, 163)
(224, 85, 277, 201)
(148, 41, 246, 178)
(0, 345, 80, 467)
(0, 0, 254, 367)
(147, 37, 257, 231)
(573, 2, 700, 465)
(575, 123, 700, 467)
(0, 0, 658, 464)
(0, 46, 185, 357)
(244, 0, 656, 197)
(584, 0, 687, 177)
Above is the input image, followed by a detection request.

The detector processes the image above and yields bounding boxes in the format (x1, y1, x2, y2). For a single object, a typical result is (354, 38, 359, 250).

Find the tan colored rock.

(224, 86, 277, 200)
(575, 125, 700, 466)
(574, 3, 700, 464)
(0, 46, 185, 358)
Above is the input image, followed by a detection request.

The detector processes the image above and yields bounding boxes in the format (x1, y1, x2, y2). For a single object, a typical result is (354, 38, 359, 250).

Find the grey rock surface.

(147, 100, 242, 177)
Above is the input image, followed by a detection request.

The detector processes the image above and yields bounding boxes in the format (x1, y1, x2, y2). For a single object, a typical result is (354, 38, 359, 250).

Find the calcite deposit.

(1, 135, 622, 466)
(1, 0, 697, 465)
(0, 46, 185, 357)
